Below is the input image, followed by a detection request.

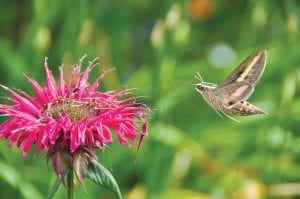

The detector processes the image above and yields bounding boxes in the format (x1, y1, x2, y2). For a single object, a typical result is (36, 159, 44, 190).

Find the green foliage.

(0, 0, 300, 198)
(47, 178, 61, 199)
(86, 159, 122, 199)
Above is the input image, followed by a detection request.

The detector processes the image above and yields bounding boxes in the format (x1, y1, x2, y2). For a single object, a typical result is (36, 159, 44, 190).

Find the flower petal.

(44, 58, 58, 98)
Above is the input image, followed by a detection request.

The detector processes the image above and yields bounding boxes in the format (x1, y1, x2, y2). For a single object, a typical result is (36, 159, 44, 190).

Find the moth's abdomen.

(225, 101, 266, 116)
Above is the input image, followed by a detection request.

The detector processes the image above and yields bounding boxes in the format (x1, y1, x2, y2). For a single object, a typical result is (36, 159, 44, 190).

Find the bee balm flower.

(0, 57, 150, 183)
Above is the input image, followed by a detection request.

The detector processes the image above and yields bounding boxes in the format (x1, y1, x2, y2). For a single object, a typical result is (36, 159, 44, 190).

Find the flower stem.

(67, 169, 74, 199)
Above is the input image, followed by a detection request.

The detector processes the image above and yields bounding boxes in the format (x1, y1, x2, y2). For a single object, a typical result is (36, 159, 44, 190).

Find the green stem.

(67, 169, 74, 199)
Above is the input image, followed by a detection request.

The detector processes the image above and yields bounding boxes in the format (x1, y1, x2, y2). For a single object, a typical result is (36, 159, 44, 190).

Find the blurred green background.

(0, 0, 300, 198)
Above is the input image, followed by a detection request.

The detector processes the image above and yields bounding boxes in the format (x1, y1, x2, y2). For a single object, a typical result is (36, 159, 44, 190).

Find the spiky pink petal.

(44, 58, 58, 99)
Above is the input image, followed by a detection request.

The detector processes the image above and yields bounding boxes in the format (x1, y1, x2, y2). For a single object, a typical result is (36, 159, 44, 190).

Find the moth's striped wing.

(219, 50, 267, 88)
(215, 82, 254, 107)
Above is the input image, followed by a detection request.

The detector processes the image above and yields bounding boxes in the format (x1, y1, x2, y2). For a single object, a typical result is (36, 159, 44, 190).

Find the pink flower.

(0, 57, 150, 158)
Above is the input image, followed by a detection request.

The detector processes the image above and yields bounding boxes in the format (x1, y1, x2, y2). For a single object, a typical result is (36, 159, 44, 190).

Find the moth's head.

(194, 71, 217, 93)
(195, 83, 205, 93)
(195, 82, 217, 93)
(194, 72, 204, 93)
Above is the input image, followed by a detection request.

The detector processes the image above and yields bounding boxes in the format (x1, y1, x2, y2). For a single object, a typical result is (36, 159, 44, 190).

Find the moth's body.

(195, 50, 267, 119)
(196, 82, 265, 116)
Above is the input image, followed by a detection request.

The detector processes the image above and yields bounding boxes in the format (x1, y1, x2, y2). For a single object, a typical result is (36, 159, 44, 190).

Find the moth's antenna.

(194, 71, 203, 82)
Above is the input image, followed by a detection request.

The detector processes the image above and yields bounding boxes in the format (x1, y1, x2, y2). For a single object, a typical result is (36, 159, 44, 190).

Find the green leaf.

(47, 178, 61, 199)
(86, 159, 122, 199)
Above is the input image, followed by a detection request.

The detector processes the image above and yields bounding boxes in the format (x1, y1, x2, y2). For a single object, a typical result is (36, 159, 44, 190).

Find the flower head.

(0, 57, 150, 159)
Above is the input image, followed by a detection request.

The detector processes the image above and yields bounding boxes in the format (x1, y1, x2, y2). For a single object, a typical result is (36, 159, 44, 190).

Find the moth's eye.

(196, 85, 204, 92)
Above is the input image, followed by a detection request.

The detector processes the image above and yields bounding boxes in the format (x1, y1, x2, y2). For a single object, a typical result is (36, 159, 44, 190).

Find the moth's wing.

(215, 82, 254, 107)
(219, 50, 267, 87)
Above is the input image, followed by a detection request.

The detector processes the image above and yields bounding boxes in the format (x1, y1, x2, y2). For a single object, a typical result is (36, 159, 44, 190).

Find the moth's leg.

(222, 112, 240, 122)
(212, 106, 224, 118)
(217, 103, 240, 122)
